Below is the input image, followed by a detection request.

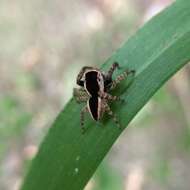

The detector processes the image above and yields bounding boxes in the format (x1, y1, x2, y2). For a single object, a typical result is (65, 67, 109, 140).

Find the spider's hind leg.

(80, 105, 88, 133)
(104, 102, 121, 129)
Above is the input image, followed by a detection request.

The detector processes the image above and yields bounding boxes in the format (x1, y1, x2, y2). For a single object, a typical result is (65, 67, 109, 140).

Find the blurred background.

(1, 0, 190, 189)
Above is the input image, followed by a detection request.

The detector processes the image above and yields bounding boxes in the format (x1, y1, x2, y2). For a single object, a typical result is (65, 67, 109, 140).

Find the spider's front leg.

(110, 69, 135, 90)
(73, 88, 89, 103)
(104, 62, 120, 90)
(106, 62, 120, 79)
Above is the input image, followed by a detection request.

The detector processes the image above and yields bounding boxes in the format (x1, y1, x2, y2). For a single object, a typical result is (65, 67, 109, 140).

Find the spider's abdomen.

(87, 97, 101, 121)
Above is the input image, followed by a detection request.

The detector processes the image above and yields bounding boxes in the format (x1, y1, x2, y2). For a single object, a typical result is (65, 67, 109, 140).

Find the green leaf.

(21, 1, 190, 190)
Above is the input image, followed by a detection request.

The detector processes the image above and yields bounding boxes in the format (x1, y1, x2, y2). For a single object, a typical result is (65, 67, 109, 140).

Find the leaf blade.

(21, 1, 190, 190)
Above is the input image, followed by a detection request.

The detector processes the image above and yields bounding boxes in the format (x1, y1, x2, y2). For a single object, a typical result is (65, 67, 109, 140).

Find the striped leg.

(80, 106, 88, 133)
(106, 62, 120, 79)
(73, 88, 89, 103)
(110, 69, 135, 90)
(99, 92, 124, 103)
(105, 103, 121, 129)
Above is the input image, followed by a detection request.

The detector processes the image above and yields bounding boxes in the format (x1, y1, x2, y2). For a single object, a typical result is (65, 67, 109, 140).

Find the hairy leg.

(80, 105, 88, 133)
(110, 69, 135, 90)
(106, 62, 120, 79)
(99, 92, 124, 103)
(104, 102, 121, 129)
(73, 88, 89, 103)
(103, 62, 120, 91)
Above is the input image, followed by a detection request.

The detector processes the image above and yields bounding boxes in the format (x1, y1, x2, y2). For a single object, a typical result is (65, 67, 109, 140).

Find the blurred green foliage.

(0, 95, 32, 160)
(92, 162, 123, 190)
(149, 157, 170, 184)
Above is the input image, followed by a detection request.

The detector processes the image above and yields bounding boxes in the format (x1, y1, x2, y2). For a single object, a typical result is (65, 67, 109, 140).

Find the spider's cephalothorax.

(73, 62, 135, 133)
(76, 67, 104, 96)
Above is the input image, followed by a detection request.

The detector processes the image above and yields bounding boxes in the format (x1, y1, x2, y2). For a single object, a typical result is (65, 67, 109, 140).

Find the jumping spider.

(73, 62, 135, 133)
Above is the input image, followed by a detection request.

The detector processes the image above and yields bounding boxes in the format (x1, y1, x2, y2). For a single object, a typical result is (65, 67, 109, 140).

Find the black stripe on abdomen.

(88, 97, 99, 121)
